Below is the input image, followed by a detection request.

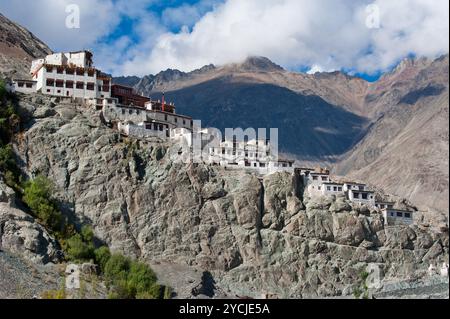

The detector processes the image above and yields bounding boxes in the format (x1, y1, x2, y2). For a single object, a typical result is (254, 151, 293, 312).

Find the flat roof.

(382, 208, 414, 213)
(310, 172, 330, 175)
(323, 182, 344, 185)
(13, 79, 37, 82)
(351, 189, 374, 193)
(343, 181, 367, 186)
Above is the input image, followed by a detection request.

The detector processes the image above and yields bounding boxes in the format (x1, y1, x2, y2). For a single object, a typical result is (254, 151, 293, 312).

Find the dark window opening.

(404, 213, 411, 218)
(396, 212, 403, 217)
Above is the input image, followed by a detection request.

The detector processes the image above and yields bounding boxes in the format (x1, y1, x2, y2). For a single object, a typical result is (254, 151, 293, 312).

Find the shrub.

(66, 233, 95, 262)
(41, 289, 66, 299)
(22, 175, 62, 230)
(103, 254, 162, 299)
(0, 80, 5, 101)
(81, 225, 94, 243)
(0, 144, 20, 187)
(94, 246, 111, 272)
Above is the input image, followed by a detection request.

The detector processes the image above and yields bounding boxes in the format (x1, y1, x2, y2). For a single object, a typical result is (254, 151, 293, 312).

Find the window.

(397, 212, 403, 217)
(260, 163, 266, 168)
(338, 187, 342, 191)
(165, 115, 168, 121)
(354, 192, 360, 198)
(122, 109, 125, 115)
(362, 193, 368, 200)
(86, 83, 95, 91)
(254, 163, 257, 167)
(313, 176, 318, 180)
(66, 68, 74, 75)
(47, 89, 51, 92)
(404, 213, 411, 218)
(76, 69, 84, 76)
(26, 83, 33, 88)
(57, 67, 64, 74)
(159, 125, 163, 131)
(333, 187, 337, 191)
(390, 212, 394, 217)
(56, 81, 64, 88)
(359, 186, 364, 191)
(76, 82, 84, 89)
(46, 79, 55, 86)
(318, 186, 321, 190)
(322, 176, 328, 181)
(327, 186, 331, 191)
(57, 90, 61, 93)
(183, 120, 186, 125)
(66, 81, 74, 89)
(18, 82, 24, 87)
(174, 117, 178, 123)
(87, 70, 95, 77)
(46, 66, 53, 73)
(136, 110, 140, 115)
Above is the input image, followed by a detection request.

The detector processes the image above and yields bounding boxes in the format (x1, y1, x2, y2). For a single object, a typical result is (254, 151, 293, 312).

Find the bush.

(104, 254, 162, 299)
(0, 144, 20, 187)
(0, 80, 5, 101)
(94, 246, 111, 272)
(23, 175, 62, 230)
(66, 233, 95, 261)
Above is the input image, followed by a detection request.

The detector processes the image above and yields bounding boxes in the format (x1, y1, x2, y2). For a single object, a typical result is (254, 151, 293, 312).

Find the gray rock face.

(11, 94, 450, 298)
(0, 200, 61, 264)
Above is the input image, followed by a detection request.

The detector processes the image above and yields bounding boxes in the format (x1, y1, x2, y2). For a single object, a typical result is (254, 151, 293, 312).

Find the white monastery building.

(14, 50, 112, 99)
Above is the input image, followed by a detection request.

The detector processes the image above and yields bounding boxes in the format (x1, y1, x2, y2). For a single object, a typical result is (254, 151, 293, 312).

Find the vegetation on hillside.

(1, 82, 169, 299)
(0, 79, 22, 189)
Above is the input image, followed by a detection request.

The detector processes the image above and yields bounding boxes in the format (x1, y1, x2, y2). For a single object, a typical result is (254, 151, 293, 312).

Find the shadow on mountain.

(157, 78, 369, 159)
(399, 84, 446, 105)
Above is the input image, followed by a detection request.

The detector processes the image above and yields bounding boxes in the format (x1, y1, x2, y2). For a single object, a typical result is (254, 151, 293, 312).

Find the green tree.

(22, 175, 62, 230)
(94, 246, 111, 272)
(66, 233, 95, 261)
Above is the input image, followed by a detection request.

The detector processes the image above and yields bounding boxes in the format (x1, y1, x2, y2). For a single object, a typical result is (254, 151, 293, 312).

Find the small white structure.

(206, 138, 295, 175)
(375, 201, 395, 210)
(321, 182, 344, 196)
(344, 182, 375, 206)
(103, 102, 193, 135)
(381, 208, 414, 226)
(12, 79, 37, 94)
(440, 263, 449, 277)
(16, 50, 111, 100)
(304, 170, 331, 197)
(118, 120, 170, 139)
(65, 264, 80, 289)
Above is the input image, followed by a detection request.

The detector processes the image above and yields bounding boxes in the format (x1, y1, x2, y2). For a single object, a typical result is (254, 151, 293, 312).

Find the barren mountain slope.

(336, 56, 449, 213)
(0, 12, 52, 79)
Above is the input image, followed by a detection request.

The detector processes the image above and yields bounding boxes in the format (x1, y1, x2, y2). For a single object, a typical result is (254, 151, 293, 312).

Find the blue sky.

(0, 0, 448, 80)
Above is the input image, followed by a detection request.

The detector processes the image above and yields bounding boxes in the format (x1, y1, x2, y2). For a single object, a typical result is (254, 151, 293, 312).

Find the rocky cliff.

(4, 93, 447, 298)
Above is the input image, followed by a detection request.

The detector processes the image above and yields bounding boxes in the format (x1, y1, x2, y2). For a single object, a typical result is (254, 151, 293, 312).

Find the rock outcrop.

(10, 94, 449, 298)
(0, 179, 61, 265)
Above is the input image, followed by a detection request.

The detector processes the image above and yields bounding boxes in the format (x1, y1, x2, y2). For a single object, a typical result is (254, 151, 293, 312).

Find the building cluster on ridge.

(8, 50, 415, 226)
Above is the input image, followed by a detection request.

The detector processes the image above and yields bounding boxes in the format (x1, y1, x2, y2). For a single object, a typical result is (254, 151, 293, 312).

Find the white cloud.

(0, 0, 119, 51)
(121, 0, 449, 76)
(1, 0, 448, 76)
